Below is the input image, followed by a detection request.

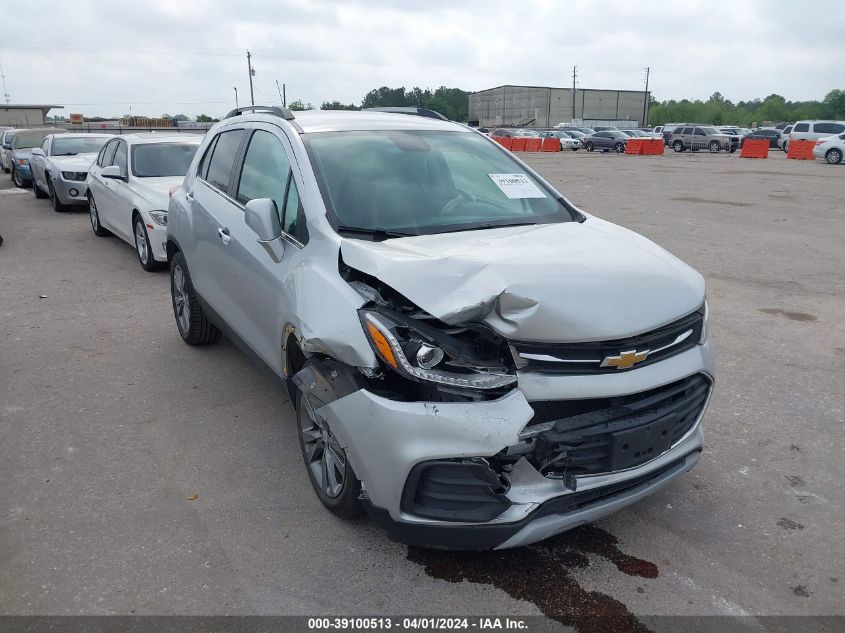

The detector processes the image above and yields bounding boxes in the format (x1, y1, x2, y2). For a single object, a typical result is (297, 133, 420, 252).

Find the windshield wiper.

(459, 221, 540, 232)
(336, 225, 416, 240)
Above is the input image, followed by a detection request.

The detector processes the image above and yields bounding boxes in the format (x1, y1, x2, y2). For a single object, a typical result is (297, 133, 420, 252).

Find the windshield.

(13, 130, 56, 150)
(131, 142, 199, 177)
(304, 130, 579, 237)
(2, 130, 17, 143)
(51, 136, 110, 156)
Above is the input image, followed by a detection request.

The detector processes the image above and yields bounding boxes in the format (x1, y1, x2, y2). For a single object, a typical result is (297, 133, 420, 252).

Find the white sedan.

(30, 134, 113, 211)
(539, 130, 582, 150)
(86, 134, 202, 271)
(812, 133, 845, 164)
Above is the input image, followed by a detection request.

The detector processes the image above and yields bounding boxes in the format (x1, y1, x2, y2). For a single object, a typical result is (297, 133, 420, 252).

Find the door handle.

(185, 191, 194, 202)
(217, 227, 232, 245)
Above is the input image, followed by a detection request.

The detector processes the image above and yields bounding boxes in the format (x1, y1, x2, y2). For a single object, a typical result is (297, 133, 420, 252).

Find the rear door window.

(814, 122, 845, 134)
(793, 123, 810, 133)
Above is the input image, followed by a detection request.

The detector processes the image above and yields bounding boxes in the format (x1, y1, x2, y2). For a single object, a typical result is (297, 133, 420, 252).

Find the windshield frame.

(302, 129, 583, 239)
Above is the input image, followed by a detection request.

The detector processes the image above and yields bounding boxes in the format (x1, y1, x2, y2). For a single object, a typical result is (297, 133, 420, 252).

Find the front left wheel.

(296, 388, 362, 519)
(615, 142, 625, 153)
(12, 167, 26, 188)
(48, 179, 67, 212)
(133, 216, 164, 272)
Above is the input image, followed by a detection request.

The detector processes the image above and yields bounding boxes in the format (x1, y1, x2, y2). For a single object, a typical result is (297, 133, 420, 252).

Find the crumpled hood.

(341, 219, 705, 343)
(132, 176, 183, 210)
(50, 152, 98, 172)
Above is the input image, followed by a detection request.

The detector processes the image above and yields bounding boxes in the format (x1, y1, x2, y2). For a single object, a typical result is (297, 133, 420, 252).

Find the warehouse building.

(0, 104, 63, 127)
(469, 85, 649, 129)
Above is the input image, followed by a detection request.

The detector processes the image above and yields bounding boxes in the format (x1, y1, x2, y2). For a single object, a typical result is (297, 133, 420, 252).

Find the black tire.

(709, 141, 721, 153)
(33, 178, 48, 199)
(825, 148, 843, 165)
(585, 142, 594, 152)
(673, 140, 684, 153)
(572, 148, 579, 152)
(12, 166, 27, 188)
(88, 194, 110, 236)
(782, 142, 788, 153)
(48, 179, 67, 212)
(133, 216, 165, 272)
(296, 388, 362, 519)
(615, 142, 625, 153)
(170, 251, 222, 345)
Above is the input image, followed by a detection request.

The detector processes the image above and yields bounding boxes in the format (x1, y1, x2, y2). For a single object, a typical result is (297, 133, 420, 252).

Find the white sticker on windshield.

(488, 173, 547, 199)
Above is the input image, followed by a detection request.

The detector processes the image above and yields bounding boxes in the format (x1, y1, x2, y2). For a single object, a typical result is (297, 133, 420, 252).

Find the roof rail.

(224, 105, 296, 121)
(364, 107, 449, 121)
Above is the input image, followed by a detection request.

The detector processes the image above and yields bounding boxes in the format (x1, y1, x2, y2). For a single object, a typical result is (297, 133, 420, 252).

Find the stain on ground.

(785, 475, 806, 487)
(671, 196, 752, 208)
(777, 518, 805, 530)
(759, 308, 817, 322)
(792, 585, 812, 598)
(408, 525, 657, 633)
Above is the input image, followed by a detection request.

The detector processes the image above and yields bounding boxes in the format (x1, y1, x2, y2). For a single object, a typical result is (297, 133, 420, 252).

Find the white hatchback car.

(86, 134, 202, 271)
(812, 133, 845, 164)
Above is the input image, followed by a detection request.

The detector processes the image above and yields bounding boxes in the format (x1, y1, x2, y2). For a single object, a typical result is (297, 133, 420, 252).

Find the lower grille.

(502, 373, 710, 478)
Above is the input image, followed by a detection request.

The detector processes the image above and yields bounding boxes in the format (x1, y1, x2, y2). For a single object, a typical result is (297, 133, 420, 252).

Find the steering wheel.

(441, 191, 473, 216)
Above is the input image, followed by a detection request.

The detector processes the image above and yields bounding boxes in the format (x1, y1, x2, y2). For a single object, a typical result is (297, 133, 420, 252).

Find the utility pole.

(275, 80, 284, 105)
(234, 87, 239, 109)
(571, 65, 577, 121)
(0, 59, 10, 104)
(246, 51, 255, 106)
(282, 83, 286, 107)
(642, 67, 650, 127)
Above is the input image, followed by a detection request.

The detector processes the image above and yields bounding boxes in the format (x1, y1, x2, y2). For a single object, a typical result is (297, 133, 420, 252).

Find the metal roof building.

(469, 85, 649, 128)
(0, 104, 63, 127)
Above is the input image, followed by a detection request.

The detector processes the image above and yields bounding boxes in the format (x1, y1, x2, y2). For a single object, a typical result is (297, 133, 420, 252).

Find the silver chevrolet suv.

(167, 106, 714, 550)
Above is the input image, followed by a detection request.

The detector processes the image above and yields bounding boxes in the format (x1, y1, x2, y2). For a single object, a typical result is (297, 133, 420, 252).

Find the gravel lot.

(1, 150, 842, 627)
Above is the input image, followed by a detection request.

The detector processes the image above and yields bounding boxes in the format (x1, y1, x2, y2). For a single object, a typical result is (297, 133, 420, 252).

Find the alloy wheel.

(171, 263, 191, 335)
(12, 168, 23, 187)
(89, 197, 100, 231)
(135, 220, 149, 265)
(299, 395, 346, 498)
(826, 149, 842, 165)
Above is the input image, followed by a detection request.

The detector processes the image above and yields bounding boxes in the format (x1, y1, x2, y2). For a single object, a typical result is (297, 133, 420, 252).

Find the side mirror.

(2, 143, 11, 150)
(31, 148, 45, 157)
(244, 198, 284, 262)
(101, 165, 125, 180)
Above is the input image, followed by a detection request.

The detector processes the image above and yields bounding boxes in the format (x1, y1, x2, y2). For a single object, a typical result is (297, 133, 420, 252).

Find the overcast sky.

(2, 0, 842, 118)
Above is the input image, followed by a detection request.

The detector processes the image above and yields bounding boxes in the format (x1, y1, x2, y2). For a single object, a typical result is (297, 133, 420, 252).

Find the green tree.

(320, 101, 360, 110)
(288, 100, 315, 111)
(195, 114, 214, 123)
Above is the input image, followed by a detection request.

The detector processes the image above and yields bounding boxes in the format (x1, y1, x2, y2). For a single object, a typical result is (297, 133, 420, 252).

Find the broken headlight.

(359, 309, 516, 391)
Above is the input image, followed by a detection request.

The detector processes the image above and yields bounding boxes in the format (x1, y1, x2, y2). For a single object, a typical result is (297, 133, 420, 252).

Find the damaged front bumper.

(313, 343, 714, 550)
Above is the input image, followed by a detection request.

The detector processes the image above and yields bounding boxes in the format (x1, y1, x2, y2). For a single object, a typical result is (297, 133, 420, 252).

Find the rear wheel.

(170, 251, 221, 345)
(709, 140, 721, 153)
(296, 388, 362, 518)
(585, 142, 594, 151)
(615, 142, 625, 153)
(673, 140, 684, 153)
(825, 148, 843, 165)
(782, 141, 788, 153)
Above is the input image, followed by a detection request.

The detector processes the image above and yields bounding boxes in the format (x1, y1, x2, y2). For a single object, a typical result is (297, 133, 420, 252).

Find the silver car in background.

(30, 134, 113, 211)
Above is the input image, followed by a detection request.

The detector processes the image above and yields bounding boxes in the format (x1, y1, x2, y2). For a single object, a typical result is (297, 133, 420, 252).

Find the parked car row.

(23, 107, 716, 550)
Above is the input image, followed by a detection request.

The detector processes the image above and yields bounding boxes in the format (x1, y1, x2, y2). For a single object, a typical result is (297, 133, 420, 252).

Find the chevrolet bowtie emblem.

(601, 349, 650, 369)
